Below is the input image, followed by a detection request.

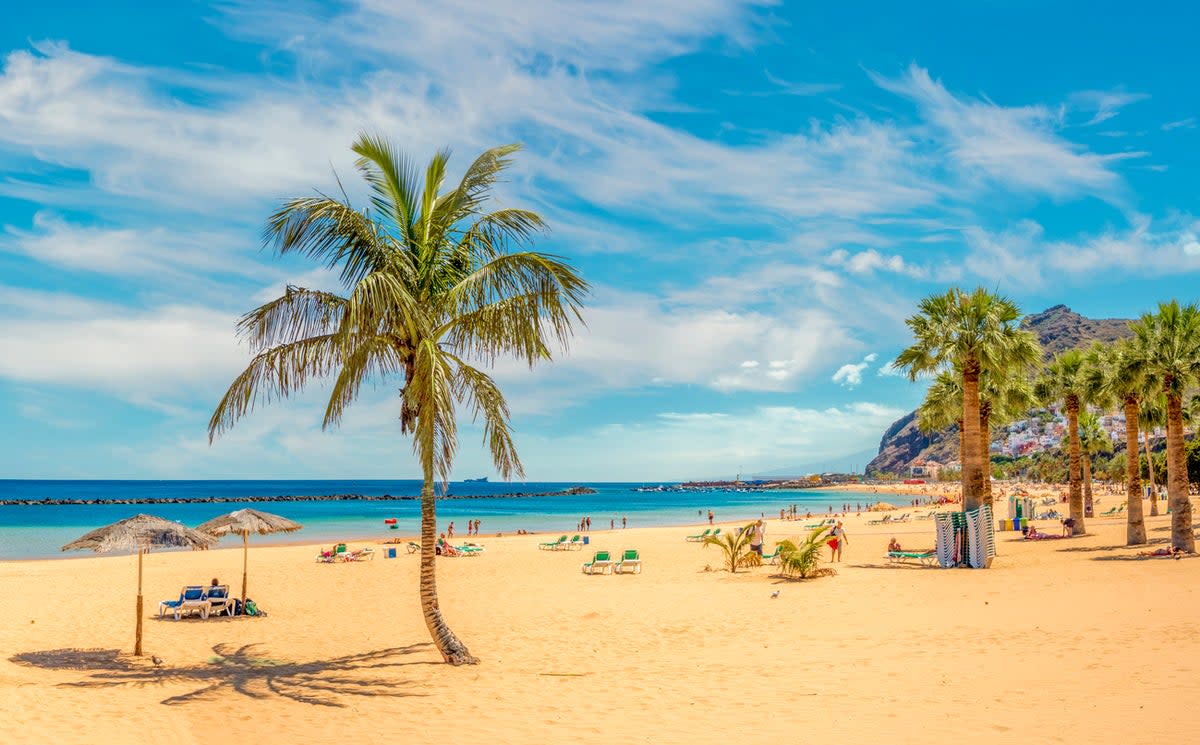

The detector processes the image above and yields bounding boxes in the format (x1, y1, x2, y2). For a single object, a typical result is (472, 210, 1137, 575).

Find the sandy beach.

(2, 504, 1198, 744)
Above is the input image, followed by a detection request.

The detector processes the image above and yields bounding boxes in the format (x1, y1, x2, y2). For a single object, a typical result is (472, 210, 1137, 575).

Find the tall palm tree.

(917, 369, 1035, 508)
(1077, 410, 1113, 517)
(895, 288, 1039, 511)
(1139, 395, 1165, 516)
(209, 135, 589, 663)
(1084, 339, 1148, 544)
(1035, 349, 1089, 535)
(1132, 300, 1200, 553)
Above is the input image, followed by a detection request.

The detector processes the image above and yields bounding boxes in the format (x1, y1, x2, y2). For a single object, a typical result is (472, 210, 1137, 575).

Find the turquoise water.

(0, 480, 897, 560)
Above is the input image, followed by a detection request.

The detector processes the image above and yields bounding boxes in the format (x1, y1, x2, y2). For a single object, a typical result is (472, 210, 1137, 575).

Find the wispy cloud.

(1162, 117, 1196, 131)
(872, 64, 1140, 199)
(1069, 89, 1150, 126)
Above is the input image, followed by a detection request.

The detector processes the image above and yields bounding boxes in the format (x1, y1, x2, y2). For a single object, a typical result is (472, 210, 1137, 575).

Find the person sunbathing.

(1137, 546, 1183, 559)
(888, 537, 902, 553)
(1024, 525, 1063, 540)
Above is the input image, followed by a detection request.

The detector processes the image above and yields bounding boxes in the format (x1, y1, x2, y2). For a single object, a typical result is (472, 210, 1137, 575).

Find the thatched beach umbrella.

(62, 514, 215, 656)
(195, 508, 302, 607)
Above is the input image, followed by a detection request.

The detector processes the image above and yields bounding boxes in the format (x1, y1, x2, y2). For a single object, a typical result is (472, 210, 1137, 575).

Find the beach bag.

(244, 600, 261, 617)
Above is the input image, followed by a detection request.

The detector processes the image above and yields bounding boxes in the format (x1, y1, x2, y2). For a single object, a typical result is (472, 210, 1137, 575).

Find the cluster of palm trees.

(897, 288, 1199, 553)
(209, 135, 589, 665)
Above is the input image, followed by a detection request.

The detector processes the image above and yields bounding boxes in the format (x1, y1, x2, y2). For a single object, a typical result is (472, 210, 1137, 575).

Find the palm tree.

(1084, 339, 1148, 544)
(1077, 411, 1113, 517)
(1035, 349, 1089, 535)
(1132, 300, 1200, 553)
(917, 369, 1035, 508)
(1139, 395, 1165, 516)
(209, 135, 589, 664)
(895, 288, 1039, 511)
(702, 524, 759, 573)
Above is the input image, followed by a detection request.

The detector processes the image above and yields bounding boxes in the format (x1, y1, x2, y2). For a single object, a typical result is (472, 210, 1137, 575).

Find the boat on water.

(464, 476, 488, 483)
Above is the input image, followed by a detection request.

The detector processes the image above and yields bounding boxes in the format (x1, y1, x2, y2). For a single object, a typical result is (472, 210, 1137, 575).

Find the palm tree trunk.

(1066, 396, 1084, 535)
(1165, 391, 1195, 552)
(960, 359, 984, 512)
(1124, 397, 1147, 545)
(1082, 451, 1094, 517)
(1145, 431, 1159, 516)
(979, 404, 992, 509)
(419, 476, 478, 665)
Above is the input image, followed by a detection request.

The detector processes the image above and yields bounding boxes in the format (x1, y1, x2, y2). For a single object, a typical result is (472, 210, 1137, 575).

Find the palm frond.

(265, 196, 387, 288)
(322, 336, 406, 429)
(449, 358, 524, 481)
(351, 131, 421, 245)
(236, 286, 348, 355)
(208, 334, 343, 441)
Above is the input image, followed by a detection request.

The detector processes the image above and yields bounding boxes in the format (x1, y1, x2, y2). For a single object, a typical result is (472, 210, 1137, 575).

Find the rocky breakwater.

(0, 486, 598, 506)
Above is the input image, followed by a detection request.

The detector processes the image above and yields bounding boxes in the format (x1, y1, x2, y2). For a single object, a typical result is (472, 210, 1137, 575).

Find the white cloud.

(827, 247, 929, 278)
(872, 64, 1140, 198)
(1069, 89, 1150, 126)
(876, 360, 903, 377)
(831, 353, 877, 388)
(512, 401, 908, 480)
(1162, 117, 1196, 131)
(0, 298, 244, 404)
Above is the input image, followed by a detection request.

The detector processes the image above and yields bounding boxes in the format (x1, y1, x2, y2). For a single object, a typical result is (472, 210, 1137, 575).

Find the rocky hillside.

(1021, 304, 1133, 359)
(865, 305, 1133, 476)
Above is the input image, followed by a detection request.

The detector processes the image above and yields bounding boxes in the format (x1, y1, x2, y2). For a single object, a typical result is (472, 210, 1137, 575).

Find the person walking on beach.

(828, 521, 848, 562)
(586, 516, 592, 531)
(750, 519, 765, 557)
(447, 521, 454, 539)
(622, 516, 627, 529)
(707, 510, 714, 525)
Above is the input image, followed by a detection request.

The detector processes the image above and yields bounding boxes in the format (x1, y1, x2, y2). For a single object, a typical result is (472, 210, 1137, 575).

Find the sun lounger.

(887, 549, 937, 567)
(581, 550, 613, 574)
(806, 518, 836, 528)
(455, 543, 484, 555)
(205, 584, 234, 616)
(540, 535, 568, 550)
(407, 541, 420, 554)
(159, 586, 202, 619)
(685, 528, 712, 542)
(760, 545, 781, 565)
(614, 549, 641, 574)
(344, 548, 375, 561)
(565, 535, 583, 550)
(176, 585, 209, 620)
(892, 513, 912, 523)
(867, 515, 892, 526)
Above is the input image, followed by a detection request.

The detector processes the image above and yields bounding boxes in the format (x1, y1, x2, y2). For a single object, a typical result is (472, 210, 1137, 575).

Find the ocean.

(0, 480, 899, 560)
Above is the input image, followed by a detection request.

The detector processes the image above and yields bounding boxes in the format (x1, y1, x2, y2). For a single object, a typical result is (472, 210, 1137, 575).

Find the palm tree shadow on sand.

(10, 642, 433, 707)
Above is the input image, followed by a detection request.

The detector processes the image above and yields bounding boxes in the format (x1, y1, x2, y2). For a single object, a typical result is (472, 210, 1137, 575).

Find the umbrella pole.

(241, 531, 249, 609)
(135, 546, 144, 656)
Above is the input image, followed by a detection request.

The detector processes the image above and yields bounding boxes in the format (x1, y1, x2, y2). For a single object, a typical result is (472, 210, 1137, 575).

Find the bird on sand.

(770, 590, 780, 599)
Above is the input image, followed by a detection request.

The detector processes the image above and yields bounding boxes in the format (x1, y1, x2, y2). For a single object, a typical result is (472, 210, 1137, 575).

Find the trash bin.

(385, 547, 397, 559)
(583, 535, 589, 545)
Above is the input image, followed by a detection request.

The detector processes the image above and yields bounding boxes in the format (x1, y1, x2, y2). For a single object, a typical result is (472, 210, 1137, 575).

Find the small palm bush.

(702, 523, 759, 573)
(777, 526, 835, 579)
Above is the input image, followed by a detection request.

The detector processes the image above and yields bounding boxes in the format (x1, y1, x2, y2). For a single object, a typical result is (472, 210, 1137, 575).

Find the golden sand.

(1, 502, 1198, 744)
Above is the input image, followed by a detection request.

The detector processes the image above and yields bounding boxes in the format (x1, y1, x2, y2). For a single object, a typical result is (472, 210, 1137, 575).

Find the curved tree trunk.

(1165, 391, 1195, 552)
(420, 477, 478, 665)
(1082, 451, 1094, 517)
(960, 358, 983, 512)
(1066, 396, 1084, 535)
(1145, 432, 1159, 516)
(1124, 397, 1147, 545)
(979, 403, 992, 509)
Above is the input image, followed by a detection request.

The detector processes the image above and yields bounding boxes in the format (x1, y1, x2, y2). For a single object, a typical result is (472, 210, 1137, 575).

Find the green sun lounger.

(565, 535, 583, 550)
(887, 549, 937, 567)
(581, 550, 613, 574)
(685, 528, 711, 542)
(540, 535, 568, 550)
(614, 549, 641, 574)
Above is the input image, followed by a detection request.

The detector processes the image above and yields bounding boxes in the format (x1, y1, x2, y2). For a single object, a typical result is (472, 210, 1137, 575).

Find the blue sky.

(0, 1, 1197, 481)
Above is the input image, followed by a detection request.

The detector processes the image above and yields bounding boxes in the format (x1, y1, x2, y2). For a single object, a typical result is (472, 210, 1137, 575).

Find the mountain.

(865, 305, 1134, 476)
